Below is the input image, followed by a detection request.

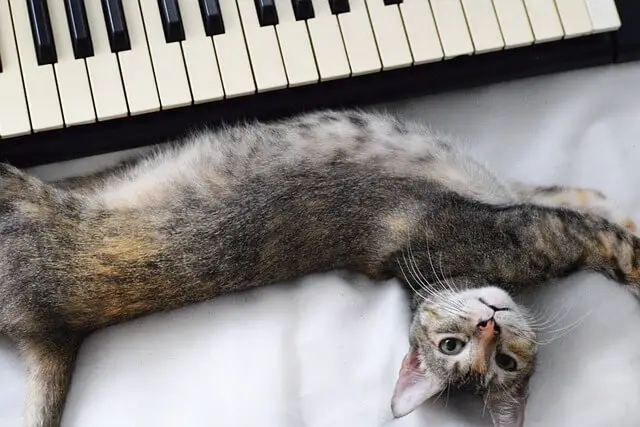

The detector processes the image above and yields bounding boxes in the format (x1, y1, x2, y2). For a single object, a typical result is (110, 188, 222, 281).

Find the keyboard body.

(0, 0, 639, 168)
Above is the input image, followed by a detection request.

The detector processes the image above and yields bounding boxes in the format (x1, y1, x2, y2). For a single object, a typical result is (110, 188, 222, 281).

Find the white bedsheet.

(2, 61, 640, 427)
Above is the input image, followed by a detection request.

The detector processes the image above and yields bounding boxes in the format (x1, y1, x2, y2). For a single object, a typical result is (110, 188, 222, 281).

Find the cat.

(1, 109, 639, 427)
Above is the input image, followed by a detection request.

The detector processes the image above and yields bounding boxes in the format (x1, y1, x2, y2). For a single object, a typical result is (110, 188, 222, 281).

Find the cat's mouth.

(478, 297, 510, 312)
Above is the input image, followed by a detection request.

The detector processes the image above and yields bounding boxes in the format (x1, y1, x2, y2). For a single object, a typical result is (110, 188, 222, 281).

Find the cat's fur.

(1, 109, 639, 427)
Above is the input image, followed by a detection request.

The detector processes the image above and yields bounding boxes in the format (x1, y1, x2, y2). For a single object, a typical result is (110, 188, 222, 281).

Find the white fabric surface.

(2, 62, 640, 427)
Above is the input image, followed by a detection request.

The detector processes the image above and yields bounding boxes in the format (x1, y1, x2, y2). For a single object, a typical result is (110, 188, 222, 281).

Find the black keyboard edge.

(613, 0, 640, 63)
(0, 31, 634, 169)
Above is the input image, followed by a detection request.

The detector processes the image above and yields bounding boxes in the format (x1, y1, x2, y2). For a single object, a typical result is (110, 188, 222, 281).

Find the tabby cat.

(1, 110, 639, 427)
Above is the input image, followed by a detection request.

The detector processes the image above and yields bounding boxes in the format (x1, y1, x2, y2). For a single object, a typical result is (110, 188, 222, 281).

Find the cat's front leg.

(511, 182, 637, 232)
(398, 198, 640, 297)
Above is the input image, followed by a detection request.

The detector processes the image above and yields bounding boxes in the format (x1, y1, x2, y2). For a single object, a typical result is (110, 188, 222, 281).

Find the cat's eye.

(438, 338, 466, 355)
(495, 353, 517, 371)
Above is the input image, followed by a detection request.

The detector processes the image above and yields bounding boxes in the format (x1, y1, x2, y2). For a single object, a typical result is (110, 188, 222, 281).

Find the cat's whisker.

(432, 249, 452, 295)
(406, 240, 430, 287)
(407, 241, 469, 314)
(396, 257, 428, 303)
(401, 228, 430, 296)
(535, 309, 593, 345)
(525, 299, 575, 328)
(437, 253, 459, 294)
(525, 306, 562, 327)
(397, 253, 426, 300)
(525, 302, 576, 332)
(406, 245, 438, 297)
(482, 385, 491, 417)
(402, 243, 428, 293)
(442, 300, 467, 316)
(495, 383, 519, 406)
(399, 252, 449, 313)
(519, 311, 559, 330)
(407, 256, 469, 317)
(425, 242, 448, 292)
(414, 245, 465, 315)
(509, 329, 544, 346)
(432, 382, 448, 404)
(407, 241, 447, 299)
(440, 306, 466, 317)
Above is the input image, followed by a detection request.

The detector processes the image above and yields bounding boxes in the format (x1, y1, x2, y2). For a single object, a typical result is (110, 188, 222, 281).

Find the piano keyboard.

(0, 0, 638, 167)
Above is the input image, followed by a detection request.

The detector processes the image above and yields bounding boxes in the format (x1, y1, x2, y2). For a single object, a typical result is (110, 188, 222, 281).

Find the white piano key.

(555, 0, 593, 38)
(523, 0, 564, 42)
(400, 0, 444, 65)
(213, 0, 256, 98)
(84, 0, 128, 120)
(492, 0, 534, 48)
(0, 0, 31, 137)
(48, 0, 95, 126)
(9, 0, 63, 132)
(338, 0, 381, 75)
(364, 0, 412, 69)
(118, 0, 160, 115)
(177, 0, 224, 103)
(236, 0, 287, 92)
(430, 0, 474, 59)
(306, 0, 350, 81)
(585, 0, 621, 33)
(460, 0, 504, 53)
(139, 0, 192, 108)
(273, 0, 318, 86)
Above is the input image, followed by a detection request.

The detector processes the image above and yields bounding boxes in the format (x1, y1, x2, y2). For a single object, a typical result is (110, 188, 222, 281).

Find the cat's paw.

(620, 217, 637, 232)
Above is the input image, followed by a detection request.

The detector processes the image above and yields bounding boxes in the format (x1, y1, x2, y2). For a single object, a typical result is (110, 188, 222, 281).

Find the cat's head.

(391, 286, 537, 426)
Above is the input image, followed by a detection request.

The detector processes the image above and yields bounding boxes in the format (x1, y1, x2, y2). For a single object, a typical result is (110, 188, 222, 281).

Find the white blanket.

(2, 61, 640, 427)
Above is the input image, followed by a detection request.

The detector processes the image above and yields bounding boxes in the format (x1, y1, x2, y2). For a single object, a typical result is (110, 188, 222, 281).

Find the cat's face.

(391, 286, 537, 426)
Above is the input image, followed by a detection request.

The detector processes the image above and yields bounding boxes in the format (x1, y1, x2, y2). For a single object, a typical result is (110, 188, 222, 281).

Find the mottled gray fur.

(0, 110, 639, 427)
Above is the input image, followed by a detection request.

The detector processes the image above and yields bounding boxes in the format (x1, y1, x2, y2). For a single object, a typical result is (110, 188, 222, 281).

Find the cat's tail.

(19, 336, 80, 427)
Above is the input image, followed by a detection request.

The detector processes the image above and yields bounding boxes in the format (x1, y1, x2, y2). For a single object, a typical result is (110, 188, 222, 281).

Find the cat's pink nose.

(471, 319, 499, 375)
(477, 319, 496, 334)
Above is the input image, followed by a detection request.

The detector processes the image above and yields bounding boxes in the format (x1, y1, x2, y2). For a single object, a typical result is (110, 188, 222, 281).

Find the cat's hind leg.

(510, 183, 637, 232)
(19, 335, 81, 427)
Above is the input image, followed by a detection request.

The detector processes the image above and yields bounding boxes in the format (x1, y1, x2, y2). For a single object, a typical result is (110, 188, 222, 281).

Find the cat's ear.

(486, 385, 528, 427)
(390, 347, 444, 418)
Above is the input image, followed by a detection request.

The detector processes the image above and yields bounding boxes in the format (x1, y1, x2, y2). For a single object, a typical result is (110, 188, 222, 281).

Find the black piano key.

(329, 0, 349, 15)
(157, 0, 185, 43)
(27, 0, 57, 65)
(101, 0, 130, 52)
(198, 0, 225, 36)
(254, 0, 278, 26)
(383, 0, 402, 4)
(64, 0, 94, 58)
(291, 0, 314, 20)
